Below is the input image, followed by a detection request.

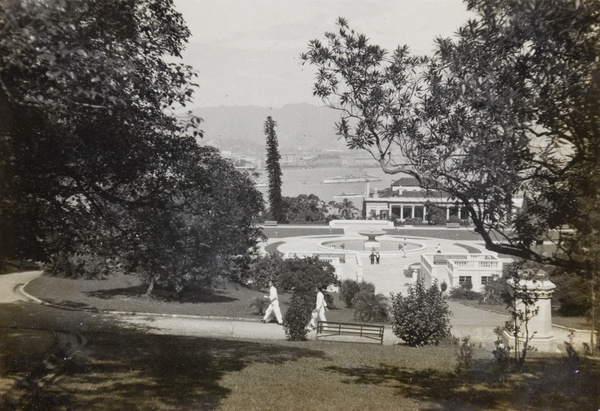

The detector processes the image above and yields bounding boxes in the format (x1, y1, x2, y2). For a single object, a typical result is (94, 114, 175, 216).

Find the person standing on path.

(369, 251, 375, 264)
(308, 286, 327, 330)
(262, 280, 283, 324)
(375, 252, 380, 264)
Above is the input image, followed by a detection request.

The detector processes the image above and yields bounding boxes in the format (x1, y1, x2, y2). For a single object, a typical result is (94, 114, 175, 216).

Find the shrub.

(242, 253, 286, 289)
(283, 291, 314, 341)
(324, 292, 335, 309)
(390, 281, 451, 346)
(339, 279, 360, 307)
(449, 287, 482, 300)
(455, 336, 475, 375)
(552, 272, 590, 316)
(243, 255, 339, 293)
(277, 257, 338, 293)
(358, 281, 375, 294)
(249, 297, 269, 315)
(492, 327, 511, 373)
(480, 276, 508, 304)
(352, 290, 389, 323)
(403, 217, 423, 225)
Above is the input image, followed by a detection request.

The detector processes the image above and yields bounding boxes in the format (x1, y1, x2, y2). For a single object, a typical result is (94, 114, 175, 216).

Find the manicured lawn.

(454, 299, 592, 331)
(12, 273, 599, 410)
(25, 273, 358, 323)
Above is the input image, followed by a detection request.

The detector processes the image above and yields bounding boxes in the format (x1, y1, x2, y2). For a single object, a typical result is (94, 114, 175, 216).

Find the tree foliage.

(264, 116, 285, 222)
(282, 194, 329, 224)
(0, 0, 264, 294)
(500, 261, 541, 369)
(390, 281, 451, 346)
(301, 1, 600, 272)
(243, 254, 338, 293)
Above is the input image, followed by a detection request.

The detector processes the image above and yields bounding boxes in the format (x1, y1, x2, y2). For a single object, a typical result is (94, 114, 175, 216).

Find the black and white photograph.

(0, 0, 598, 409)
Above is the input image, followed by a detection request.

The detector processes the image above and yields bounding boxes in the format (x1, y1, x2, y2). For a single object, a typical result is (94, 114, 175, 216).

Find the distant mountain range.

(183, 103, 347, 154)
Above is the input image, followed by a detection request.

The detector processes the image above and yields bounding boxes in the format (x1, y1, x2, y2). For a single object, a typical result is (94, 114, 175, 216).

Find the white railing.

(420, 253, 504, 291)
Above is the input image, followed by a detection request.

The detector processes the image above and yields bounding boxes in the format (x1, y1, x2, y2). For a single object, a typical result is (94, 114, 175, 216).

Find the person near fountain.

(262, 280, 283, 325)
(307, 286, 327, 330)
(399, 240, 407, 258)
(369, 251, 375, 264)
(375, 251, 380, 264)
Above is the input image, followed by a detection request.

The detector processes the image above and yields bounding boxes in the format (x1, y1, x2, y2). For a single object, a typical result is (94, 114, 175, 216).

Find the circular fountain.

(357, 229, 386, 251)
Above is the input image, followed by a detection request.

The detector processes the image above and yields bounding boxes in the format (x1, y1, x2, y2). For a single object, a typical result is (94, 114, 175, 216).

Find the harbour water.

(254, 166, 395, 203)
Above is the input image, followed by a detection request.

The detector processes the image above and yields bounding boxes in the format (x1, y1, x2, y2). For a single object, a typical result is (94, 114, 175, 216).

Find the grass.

(24, 272, 358, 323)
(8, 329, 600, 410)
(5, 272, 598, 410)
(454, 298, 592, 331)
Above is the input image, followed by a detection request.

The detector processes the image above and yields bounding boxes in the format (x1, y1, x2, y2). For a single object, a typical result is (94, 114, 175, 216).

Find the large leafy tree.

(301, 1, 600, 273)
(0, 0, 197, 261)
(0, 0, 264, 292)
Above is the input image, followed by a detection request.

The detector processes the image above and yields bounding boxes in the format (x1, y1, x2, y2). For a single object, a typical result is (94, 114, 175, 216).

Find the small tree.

(390, 281, 451, 346)
(264, 116, 285, 222)
(501, 262, 540, 369)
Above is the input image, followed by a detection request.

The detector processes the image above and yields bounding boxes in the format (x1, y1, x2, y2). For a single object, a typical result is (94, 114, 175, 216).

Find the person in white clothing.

(308, 286, 327, 330)
(262, 280, 283, 324)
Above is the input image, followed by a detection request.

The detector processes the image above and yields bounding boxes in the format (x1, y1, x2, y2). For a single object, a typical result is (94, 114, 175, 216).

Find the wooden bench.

(446, 222, 460, 228)
(316, 321, 384, 344)
(264, 220, 278, 226)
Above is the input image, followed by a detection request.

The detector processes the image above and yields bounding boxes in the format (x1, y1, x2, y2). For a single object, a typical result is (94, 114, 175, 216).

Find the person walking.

(375, 251, 380, 264)
(307, 286, 327, 330)
(262, 280, 283, 325)
(369, 251, 375, 264)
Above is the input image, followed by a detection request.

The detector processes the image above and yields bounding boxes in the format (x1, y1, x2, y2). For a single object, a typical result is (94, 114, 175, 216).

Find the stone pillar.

(503, 270, 558, 352)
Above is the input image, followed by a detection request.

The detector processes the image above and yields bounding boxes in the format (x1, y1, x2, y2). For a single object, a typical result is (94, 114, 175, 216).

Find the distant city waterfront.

(254, 166, 394, 203)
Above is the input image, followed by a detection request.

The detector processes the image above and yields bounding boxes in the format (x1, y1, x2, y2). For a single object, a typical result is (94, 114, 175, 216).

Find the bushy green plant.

(283, 291, 314, 341)
(480, 276, 508, 304)
(242, 253, 287, 289)
(358, 281, 375, 294)
(552, 272, 590, 316)
(339, 279, 360, 307)
(455, 336, 475, 375)
(249, 297, 269, 316)
(403, 217, 423, 225)
(492, 327, 511, 373)
(390, 281, 451, 346)
(352, 291, 389, 323)
(324, 292, 335, 309)
(277, 257, 338, 293)
(449, 287, 482, 301)
(243, 255, 338, 293)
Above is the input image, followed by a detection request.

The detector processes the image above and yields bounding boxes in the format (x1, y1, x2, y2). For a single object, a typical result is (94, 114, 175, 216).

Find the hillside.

(185, 103, 347, 153)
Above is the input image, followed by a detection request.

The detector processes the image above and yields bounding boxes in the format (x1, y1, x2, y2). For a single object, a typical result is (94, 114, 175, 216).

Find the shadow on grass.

(86, 285, 239, 304)
(16, 329, 329, 410)
(323, 357, 599, 410)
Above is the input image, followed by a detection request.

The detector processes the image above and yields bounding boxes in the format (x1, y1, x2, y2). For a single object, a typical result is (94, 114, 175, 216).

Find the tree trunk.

(144, 275, 160, 298)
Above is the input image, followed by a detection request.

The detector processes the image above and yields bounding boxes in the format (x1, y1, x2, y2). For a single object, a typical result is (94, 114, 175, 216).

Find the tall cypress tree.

(264, 116, 284, 222)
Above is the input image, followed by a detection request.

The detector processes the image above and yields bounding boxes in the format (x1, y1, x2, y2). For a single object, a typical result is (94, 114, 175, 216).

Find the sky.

(173, 0, 474, 109)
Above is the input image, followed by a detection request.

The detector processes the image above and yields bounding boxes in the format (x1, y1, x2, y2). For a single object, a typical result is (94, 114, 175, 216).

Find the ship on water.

(323, 174, 382, 184)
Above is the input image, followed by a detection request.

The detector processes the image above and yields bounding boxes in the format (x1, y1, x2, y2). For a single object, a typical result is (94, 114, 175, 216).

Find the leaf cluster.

(390, 281, 452, 346)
